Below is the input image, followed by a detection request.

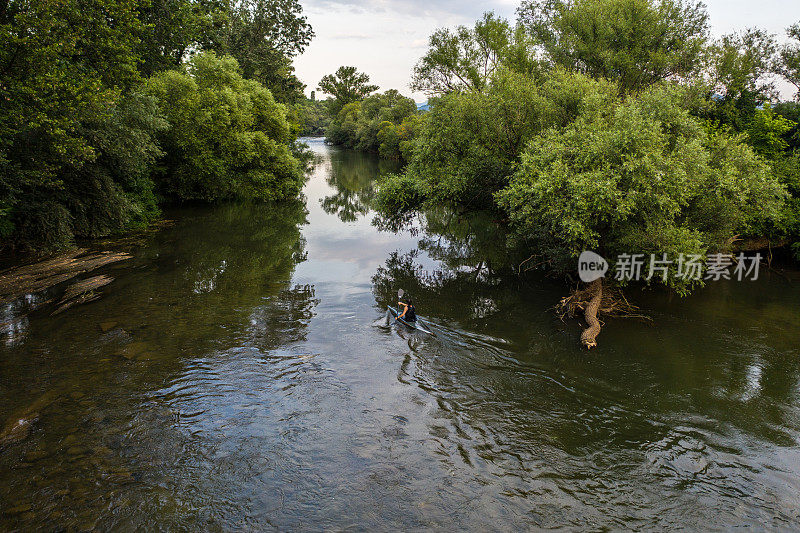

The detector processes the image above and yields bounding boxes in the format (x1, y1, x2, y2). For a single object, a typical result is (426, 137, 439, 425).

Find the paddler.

(397, 298, 416, 323)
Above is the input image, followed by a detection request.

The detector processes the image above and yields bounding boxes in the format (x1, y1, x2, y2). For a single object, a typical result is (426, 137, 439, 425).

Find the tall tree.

(318, 66, 379, 113)
(517, 0, 709, 93)
(135, 0, 229, 76)
(222, 0, 314, 102)
(708, 28, 777, 101)
(410, 12, 539, 96)
(703, 29, 778, 132)
(777, 22, 800, 100)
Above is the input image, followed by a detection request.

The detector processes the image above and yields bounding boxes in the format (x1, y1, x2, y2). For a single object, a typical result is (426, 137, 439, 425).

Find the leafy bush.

(374, 173, 425, 216)
(145, 52, 305, 202)
(0, 0, 152, 251)
(399, 69, 617, 209)
(325, 90, 418, 160)
(496, 84, 787, 293)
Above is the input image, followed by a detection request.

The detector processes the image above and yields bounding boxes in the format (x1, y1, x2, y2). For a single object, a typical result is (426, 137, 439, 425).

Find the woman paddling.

(397, 298, 416, 323)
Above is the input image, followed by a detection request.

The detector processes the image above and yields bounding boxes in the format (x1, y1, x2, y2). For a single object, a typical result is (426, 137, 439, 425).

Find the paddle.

(392, 289, 404, 323)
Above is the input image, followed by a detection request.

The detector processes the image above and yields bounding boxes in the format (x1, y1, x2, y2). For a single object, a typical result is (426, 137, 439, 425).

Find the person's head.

(407, 298, 413, 306)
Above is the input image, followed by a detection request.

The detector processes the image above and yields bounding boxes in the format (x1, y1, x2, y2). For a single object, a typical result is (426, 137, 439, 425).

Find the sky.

(293, 0, 800, 103)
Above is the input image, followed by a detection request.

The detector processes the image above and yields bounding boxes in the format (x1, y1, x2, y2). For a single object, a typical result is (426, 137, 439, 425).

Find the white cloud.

(294, 0, 800, 102)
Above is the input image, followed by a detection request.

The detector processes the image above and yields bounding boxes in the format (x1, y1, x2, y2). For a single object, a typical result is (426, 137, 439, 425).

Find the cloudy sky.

(294, 0, 800, 102)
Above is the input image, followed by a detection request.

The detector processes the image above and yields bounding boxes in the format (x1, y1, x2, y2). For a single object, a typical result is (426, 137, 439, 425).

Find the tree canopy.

(517, 0, 709, 93)
(496, 81, 786, 292)
(0, 0, 313, 251)
(325, 90, 418, 159)
(777, 23, 800, 100)
(0, 0, 150, 249)
(145, 52, 305, 202)
(410, 12, 539, 96)
(318, 66, 379, 114)
(222, 0, 314, 102)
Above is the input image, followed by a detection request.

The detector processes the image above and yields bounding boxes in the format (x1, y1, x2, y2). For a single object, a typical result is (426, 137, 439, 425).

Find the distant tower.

(310, 90, 315, 101)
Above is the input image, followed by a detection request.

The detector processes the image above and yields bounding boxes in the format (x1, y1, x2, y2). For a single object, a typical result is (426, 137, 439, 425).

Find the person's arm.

(397, 301, 408, 318)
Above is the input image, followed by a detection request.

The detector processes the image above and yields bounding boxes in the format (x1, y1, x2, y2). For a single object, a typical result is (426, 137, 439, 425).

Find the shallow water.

(1, 139, 800, 529)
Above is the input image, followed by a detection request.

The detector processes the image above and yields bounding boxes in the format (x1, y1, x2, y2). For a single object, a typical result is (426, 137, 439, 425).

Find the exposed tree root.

(557, 279, 652, 349)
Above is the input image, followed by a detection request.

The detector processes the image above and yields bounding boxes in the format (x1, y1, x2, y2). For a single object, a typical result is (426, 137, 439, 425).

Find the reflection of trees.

(320, 150, 400, 222)
(117, 200, 315, 352)
(372, 210, 800, 526)
(372, 206, 524, 323)
(417, 207, 513, 278)
(0, 200, 320, 530)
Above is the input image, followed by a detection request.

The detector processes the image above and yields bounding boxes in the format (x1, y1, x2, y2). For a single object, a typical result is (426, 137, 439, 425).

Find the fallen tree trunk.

(579, 278, 603, 348)
(0, 249, 130, 305)
(558, 278, 651, 349)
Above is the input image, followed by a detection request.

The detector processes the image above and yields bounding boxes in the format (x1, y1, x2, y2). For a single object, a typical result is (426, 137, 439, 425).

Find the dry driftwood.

(51, 274, 115, 315)
(0, 249, 131, 305)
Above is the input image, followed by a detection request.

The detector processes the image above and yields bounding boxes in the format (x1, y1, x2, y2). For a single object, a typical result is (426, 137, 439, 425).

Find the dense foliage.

(325, 90, 419, 160)
(145, 53, 305, 202)
(517, 0, 709, 94)
(222, 0, 314, 103)
(377, 1, 800, 297)
(295, 99, 332, 136)
(1, 0, 150, 249)
(411, 13, 540, 96)
(497, 83, 785, 293)
(1, 0, 312, 252)
(395, 69, 602, 209)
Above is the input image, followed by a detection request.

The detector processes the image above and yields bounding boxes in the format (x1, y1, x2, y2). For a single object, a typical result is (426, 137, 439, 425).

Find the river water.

(1, 139, 800, 530)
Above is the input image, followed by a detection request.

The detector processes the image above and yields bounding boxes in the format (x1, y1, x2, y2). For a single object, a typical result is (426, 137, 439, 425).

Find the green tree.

(746, 104, 793, 159)
(410, 12, 540, 96)
(0, 0, 154, 250)
(145, 52, 305, 202)
(496, 82, 785, 290)
(379, 69, 615, 211)
(318, 66, 379, 114)
(777, 22, 800, 100)
(295, 98, 332, 136)
(517, 0, 708, 93)
(135, 0, 229, 76)
(324, 90, 418, 159)
(708, 28, 777, 101)
(222, 0, 314, 102)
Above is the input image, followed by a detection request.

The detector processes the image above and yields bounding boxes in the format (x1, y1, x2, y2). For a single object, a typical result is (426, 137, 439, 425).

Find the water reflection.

(371, 200, 800, 528)
(1, 142, 800, 530)
(320, 150, 400, 222)
(0, 200, 318, 529)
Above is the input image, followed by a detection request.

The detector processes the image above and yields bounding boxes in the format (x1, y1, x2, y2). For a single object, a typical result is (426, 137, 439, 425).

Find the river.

(1, 138, 799, 529)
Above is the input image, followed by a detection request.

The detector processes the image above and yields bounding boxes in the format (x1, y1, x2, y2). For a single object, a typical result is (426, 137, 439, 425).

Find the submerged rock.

(0, 416, 36, 447)
(117, 341, 150, 360)
(99, 321, 118, 333)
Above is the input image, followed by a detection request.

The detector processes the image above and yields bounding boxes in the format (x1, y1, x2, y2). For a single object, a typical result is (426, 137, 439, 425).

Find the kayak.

(387, 306, 434, 335)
